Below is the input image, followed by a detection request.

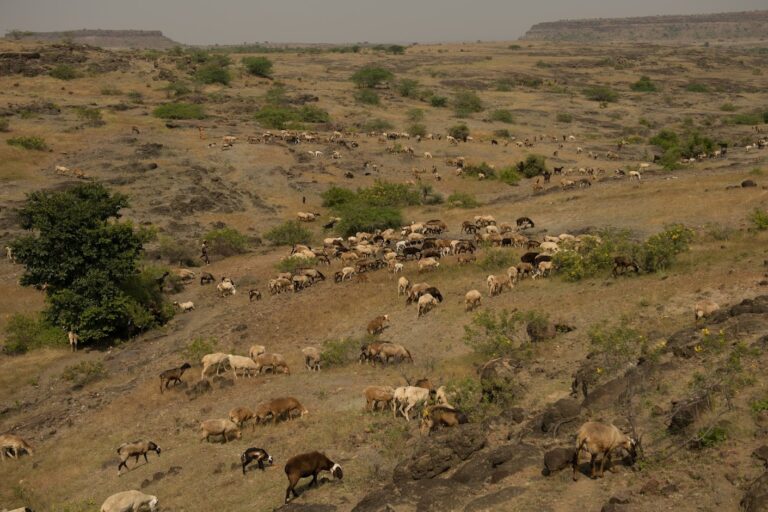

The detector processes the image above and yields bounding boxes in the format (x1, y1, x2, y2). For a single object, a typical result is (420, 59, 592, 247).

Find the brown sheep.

(284, 451, 343, 503)
(229, 406, 256, 429)
(465, 290, 482, 311)
(419, 406, 469, 435)
(694, 300, 720, 321)
(255, 397, 308, 424)
(572, 421, 637, 480)
(377, 342, 413, 364)
(117, 440, 161, 475)
(301, 347, 321, 371)
(367, 314, 390, 335)
(159, 363, 191, 393)
(0, 434, 33, 459)
(199, 419, 242, 443)
(254, 353, 291, 375)
(363, 386, 395, 411)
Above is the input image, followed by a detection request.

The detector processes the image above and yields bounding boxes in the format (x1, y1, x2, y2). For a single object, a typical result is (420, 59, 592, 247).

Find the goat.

(241, 447, 273, 474)
(159, 363, 191, 393)
(572, 421, 637, 480)
(68, 330, 79, 352)
(0, 434, 33, 459)
(117, 440, 161, 475)
(392, 386, 430, 420)
(694, 300, 720, 321)
(284, 451, 343, 503)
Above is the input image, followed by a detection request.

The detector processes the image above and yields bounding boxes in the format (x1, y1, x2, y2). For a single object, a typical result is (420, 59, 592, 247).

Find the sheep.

(116, 441, 161, 475)
(486, 275, 503, 296)
(435, 386, 453, 407)
(253, 352, 291, 374)
(392, 386, 431, 420)
(517, 262, 534, 279)
(367, 314, 390, 335)
(629, 170, 642, 181)
(341, 266, 356, 281)
(507, 266, 519, 284)
(199, 419, 242, 443)
(612, 255, 639, 277)
(216, 280, 237, 297)
(248, 289, 262, 302)
(377, 342, 413, 364)
(68, 330, 79, 352)
(174, 268, 196, 281)
(302, 347, 321, 371)
(397, 276, 411, 296)
(0, 434, 33, 459)
(229, 355, 259, 378)
(100, 490, 158, 512)
(200, 271, 215, 285)
(159, 363, 191, 393)
(249, 344, 266, 360)
(534, 260, 553, 278)
(284, 452, 343, 503)
(256, 397, 308, 424)
(241, 447, 273, 474)
(424, 151, 432, 159)
(419, 405, 468, 435)
(572, 421, 637, 480)
(173, 301, 195, 312)
(201, 353, 230, 379)
(417, 293, 438, 317)
(694, 300, 720, 321)
(539, 241, 559, 254)
(465, 290, 482, 311)
(363, 385, 395, 411)
(229, 406, 256, 429)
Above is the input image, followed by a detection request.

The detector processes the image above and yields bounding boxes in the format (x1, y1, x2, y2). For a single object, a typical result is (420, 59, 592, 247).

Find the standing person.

(201, 240, 210, 265)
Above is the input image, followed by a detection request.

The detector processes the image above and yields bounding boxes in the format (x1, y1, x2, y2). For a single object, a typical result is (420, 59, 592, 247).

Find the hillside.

(523, 10, 768, 42)
(5, 29, 181, 49)
(0, 37, 767, 512)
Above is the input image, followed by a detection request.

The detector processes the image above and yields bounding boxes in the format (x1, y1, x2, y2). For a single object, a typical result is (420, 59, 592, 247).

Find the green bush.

(498, 166, 522, 185)
(298, 105, 330, 123)
(126, 91, 144, 103)
(276, 255, 315, 273)
(7, 136, 48, 151)
(720, 103, 738, 112)
(0, 117, 8, 132)
(156, 235, 197, 266)
(430, 95, 448, 107)
(321, 186, 357, 208)
(685, 83, 709, 93)
(321, 337, 359, 367)
(750, 208, 768, 231)
(630, 76, 657, 92)
(185, 337, 218, 362)
(448, 123, 470, 141)
(407, 108, 424, 122)
(153, 102, 205, 120)
(730, 112, 762, 125)
(517, 154, 548, 178)
(204, 227, 249, 256)
(751, 398, 768, 414)
(649, 129, 679, 151)
(242, 56, 273, 78)
(494, 129, 511, 138)
(696, 426, 727, 448)
(163, 81, 192, 98)
(75, 107, 104, 127)
(556, 112, 573, 123)
(264, 220, 312, 246)
(254, 105, 296, 129)
(358, 181, 421, 207)
(397, 79, 420, 98)
(355, 89, 380, 105)
(639, 224, 694, 272)
(408, 123, 427, 138)
(447, 192, 481, 208)
(350, 66, 394, 88)
(479, 249, 517, 270)
(588, 323, 644, 373)
(321, 181, 417, 236)
(490, 109, 514, 123)
(454, 90, 483, 116)
(50, 64, 78, 80)
(463, 309, 533, 359)
(462, 162, 496, 178)
(3, 313, 65, 354)
(195, 63, 231, 85)
(584, 85, 619, 102)
(335, 204, 402, 237)
(62, 361, 106, 387)
(363, 118, 393, 132)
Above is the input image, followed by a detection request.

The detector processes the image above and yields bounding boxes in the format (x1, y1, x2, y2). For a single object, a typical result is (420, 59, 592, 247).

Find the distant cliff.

(5, 29, 181, 49)
(522, 10, 768, 42)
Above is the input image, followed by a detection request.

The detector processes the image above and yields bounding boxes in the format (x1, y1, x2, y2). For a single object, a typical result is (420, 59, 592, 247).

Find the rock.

(500, 407, 525, 424)
(477, 358, 520, 402)
(543, 447, 577, 476)
(668, 395, 710, 434)
(754, 446, 768, 466)
(280, 504, 338, 512)
(609, 493, 631, 504)
(186, 379, 212, 399)
(639, 478, 660, 495)
(743, 179, 758, 188)
(489, 443, 540, 483)
(540, 398, 581, 433)
(742, 471, 768, 511)
(527, 320, 557, 342)
(463, 487, 526, 512)
(601, 504, 630, 512)
(660, 483, 679, 496)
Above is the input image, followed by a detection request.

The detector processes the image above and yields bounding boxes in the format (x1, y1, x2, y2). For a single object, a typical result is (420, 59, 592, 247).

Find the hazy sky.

(1, 0, 766, 44)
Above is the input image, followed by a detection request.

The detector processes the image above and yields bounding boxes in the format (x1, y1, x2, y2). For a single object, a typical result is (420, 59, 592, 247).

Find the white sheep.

(486, 275, 502, 296)
(417, 293, 438, 317)
(417, 257, 440, 273)
(249, 344, 266, 360)
(539, 241, 559, 254)
(435, 386, 453, 408)
(229, 355, 259, 378)
(216, 280, 236, 297)
(302, 347, 321, 371)
(392, 386, 431, 420)
(100, 490, 158, 512)
(629, 170, 642, 181)
(465, 290, 482, 311)
(5, 246, 15, 263)
(398, 276, 411, 296)
(201, 353, 230, 379)
(173, 301, 195, 312)
(68, 330, 79, 352)
(507, 266, 518, 285)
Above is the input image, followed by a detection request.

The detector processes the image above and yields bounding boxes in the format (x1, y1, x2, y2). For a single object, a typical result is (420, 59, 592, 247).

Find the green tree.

(448, 123, 470, 141)
(453, 90, 483, 116)
(350, 66, 394, 88)
(242, 56, 273, 78)
(10, 183, 170, 345)
(195, 63, 231, 85)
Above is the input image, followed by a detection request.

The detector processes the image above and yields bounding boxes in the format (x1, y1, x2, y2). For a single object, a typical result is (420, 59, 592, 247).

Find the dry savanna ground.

(0, 36, 768, 512)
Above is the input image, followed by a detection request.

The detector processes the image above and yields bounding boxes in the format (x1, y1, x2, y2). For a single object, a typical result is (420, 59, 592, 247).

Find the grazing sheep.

(159, 363, 191, 393)
(694, 300, 720, 321)
(68, 330, 79, 352)
(254, 353, 290, 374)
(100, 490, 158, 512)
(534, 260, 553, 278)
(417, 293, 438, 317)
(612, 256, 639, 277)
(419, 406, 468, 435)
(539, 241, 559, 254)
(241, 447, 273, 474)
(392, 386, 431, 420)
(417, 257, 440, 273)
(284, 452, 343, 503)
(486, 275, 503, 296)
(341, 266, 356, 281)
(465, 290, 482, 311)
(377, 342, 413, 364)
(249, 344, 266, 360)
(367, 315, 390, 335)
(229, 355, 259, 378)
(229, 407, 256, 429)
(200, 272, 215, 285)
(249, 289, 262, 302)
(117, 441, 160, 475)
(201, 353, 230, 379)
(397, 276, 411, 296)
(0, 434, 33, 459)
(507, 266, 519, 284)
(435, 386, 453, 407)
(174, 268, 196, 281)
(629, 170, 642, 181)
(173, 301, 195, 312)
(363, 386, 395, 411)
(257, 397, 308, 424)
(302, 347, 321, 371)
(217, 280, 237, 297)
(517, 262, 534, 279)
(572, 421, 637, 480)
(199, 419, 242, 443)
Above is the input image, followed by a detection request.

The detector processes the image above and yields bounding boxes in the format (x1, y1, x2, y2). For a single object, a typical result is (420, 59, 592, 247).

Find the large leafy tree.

(11, 183, 170, 345)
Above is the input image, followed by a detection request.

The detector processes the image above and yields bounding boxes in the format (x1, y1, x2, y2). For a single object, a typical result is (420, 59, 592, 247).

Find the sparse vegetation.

(7, 136, 48, 151)
(750, 208, 768, 231)
(406, 108, 424, 122)
(556, 112, 573, 123)
(397, 79, 420, 98)
(242, 56, 274, 78)
(49, 64, 78, 80)
(490, 109, 514, 123)
(195, 62, 231, 85)
(685, 83, 709, 93)
(479, 249, 517, 270)
(453, 90, 484, 117)
(185, 337, 218, 362)
(153, 102, 205, 120)
(75, 107, 104, 127)
(584, 85, 619, 102)
(3, 313, 65, 354)
(264, 221, 312, 246)
(363, 118, 393, 132)
(446, 192, 481, 208)
(448, 123, 470, 141)
(498, 166, 522, 185)
(408, 123, 427, 138)
(62, 361, 106, 387)
(588, 322, 644, 374)
(204, 227, 250, 256)
(430, 95, 448, 107)
(517, 154, 548, 178)
(321, 337, 359, 367)
(350, 66, 394, 88)
(355, 89, 380, 105)
(630, 76, 657, 92)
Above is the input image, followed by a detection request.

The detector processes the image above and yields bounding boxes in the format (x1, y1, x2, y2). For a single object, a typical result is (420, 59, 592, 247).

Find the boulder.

(742, 471, 768, 512)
